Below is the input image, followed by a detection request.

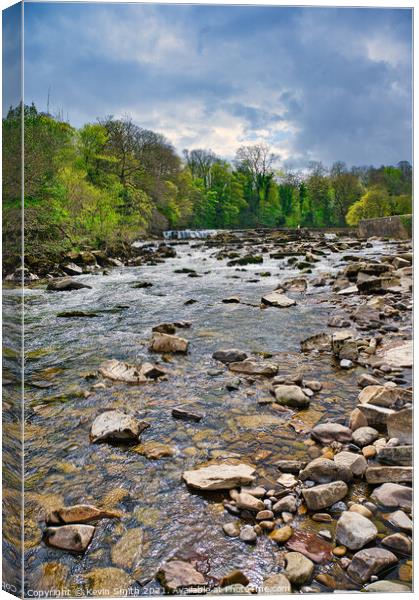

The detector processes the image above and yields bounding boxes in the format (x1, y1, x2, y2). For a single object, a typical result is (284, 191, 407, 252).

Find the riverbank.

(3, 228, 412, 595)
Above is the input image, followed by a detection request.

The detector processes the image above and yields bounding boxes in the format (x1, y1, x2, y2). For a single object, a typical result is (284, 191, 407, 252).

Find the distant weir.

(163, 229, 218, 240)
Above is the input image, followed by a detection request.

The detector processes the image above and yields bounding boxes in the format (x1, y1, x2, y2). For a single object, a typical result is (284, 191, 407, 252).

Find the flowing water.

(2, 236, 409, 594)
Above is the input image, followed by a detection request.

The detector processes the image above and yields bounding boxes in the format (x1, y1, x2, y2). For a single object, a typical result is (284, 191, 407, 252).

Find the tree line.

(2, 104, 412, 271)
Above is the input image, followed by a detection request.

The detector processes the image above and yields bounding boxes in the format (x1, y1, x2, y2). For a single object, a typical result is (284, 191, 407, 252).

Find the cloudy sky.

(19, 2, 413, 167)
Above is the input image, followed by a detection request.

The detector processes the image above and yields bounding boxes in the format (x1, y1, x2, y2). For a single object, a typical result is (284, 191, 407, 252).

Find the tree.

(330, 161, 362, 226)
(307, 162, 332, 226)
(346, 186, 391, 225)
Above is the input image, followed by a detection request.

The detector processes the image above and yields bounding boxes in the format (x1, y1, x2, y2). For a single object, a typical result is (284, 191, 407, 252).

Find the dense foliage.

(2, 104, 412, 271)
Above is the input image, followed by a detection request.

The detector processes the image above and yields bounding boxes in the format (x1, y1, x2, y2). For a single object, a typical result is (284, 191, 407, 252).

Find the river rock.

(235, 492, 265, 512)
(284, 552, 314, 586)
(172, 406, 204, 422)
(90, 411, 149, 443)
(273, 495, 297, 513)
(228, 359, 278, 377)
(273, 384, 309, 408)
(349, 408, 368, 430)
(381, 532, 412, 554)
(44, 524, 95, 553)
(212, 348, 248, 364)
(286, 530, 333, 563)
(240, 525, 257, 543)
(299, 457, 351, 484)
(302, 481, 348, 511)
(220, 570, 249, 588)
(387, 409, 412, 444)
(183, 463, 255, 490)
(47, 504, 120, 525)
(365, 466, 412, 484)
(357, 403, 395, 429)
(334, 451, 367, 477)
(261, 291, 296, 308)
(347, 548, 398, 584)
(157, 560, 206, 592)
(384, 510, 412, 531)
(335, 511, 377, 550)
(269, 525, 293, 543)
(263, 574, 291, 594)
(152, 322, 176, 334)
(275, 460, 307, 473)
(150, 332, 189, 353)
(311, 423, 353, 444)
(363, 580, 411, 592)
(352, 426, 379, 447)
(370, 483, 412, 510)
(134, 441, 176, 459)
(46, 278, 92, 291)
(99, 359, 165, 383)
(377, 445, 412, 466)
(376, 340, 412, 368)
(300, 333, 331, 352)
(222, 522, 241, 537)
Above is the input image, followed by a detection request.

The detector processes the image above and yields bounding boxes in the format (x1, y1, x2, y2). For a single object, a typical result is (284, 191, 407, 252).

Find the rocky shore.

(10, 228, 412, 596)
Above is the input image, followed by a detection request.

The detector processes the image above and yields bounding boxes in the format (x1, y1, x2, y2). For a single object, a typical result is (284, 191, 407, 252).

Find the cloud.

(22, 4, 412, 167)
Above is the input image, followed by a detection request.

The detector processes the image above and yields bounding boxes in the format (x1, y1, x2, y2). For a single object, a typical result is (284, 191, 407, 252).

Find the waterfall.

(163, 229, 218, 240)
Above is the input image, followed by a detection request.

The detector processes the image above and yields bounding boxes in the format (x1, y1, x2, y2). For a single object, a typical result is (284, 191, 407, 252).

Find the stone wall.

(358, 215, 412, 240)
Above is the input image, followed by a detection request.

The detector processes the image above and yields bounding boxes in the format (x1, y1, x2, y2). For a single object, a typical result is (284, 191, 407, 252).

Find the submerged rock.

(90, 410, 149, 443)
(47, 504, 120, 525)
(262, 574, 291, 594)
(99, 359, 166, 383)
(44, 524, 95, 553)
(157, 560, 206, 592)
(286, 530, 333, 563)
(183, 463, 256, 490)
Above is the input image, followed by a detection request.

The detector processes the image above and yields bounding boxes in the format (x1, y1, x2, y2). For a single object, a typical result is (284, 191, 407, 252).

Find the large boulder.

(274, 385, 310, 408)
(335, 511, 377, 550)
(212, 349, 248, 364)
(150, 333, 189, 353)
(347, 548, 398, 584)
(99, 359, 166, 383)
(370, 483, 412, 510)
(228, 359, 278, 377)
(90, 410, 149, 443)
(377, 445, 412, 466)
(44, 524, 95, 553)
(357, 403, 395, 429)
(183, 463, 256, 490)
(261, 291, 296, 308)
(157, 560, 206, 592)
(311, 423, 353, 444)
(302, 481, 348, 511)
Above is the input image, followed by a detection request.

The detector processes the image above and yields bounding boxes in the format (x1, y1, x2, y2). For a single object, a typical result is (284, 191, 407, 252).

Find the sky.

(6, 2, 413, 167)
